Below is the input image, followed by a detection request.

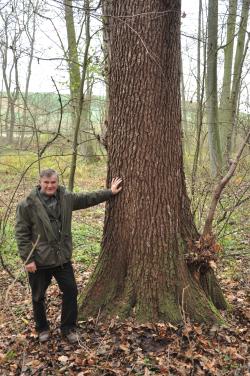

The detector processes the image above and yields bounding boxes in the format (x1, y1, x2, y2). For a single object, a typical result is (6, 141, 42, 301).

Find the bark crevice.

(78, 0, 227, 324)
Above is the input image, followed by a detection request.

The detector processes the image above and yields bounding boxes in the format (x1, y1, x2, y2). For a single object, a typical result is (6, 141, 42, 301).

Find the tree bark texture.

(79, 0, 225, 323)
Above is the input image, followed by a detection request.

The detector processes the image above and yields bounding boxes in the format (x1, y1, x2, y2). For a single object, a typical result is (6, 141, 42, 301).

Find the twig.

(181, 285, 189, 324)
(96, 319, 115, 352)
(93, 365, 120, 375)
(0, 253, 21, 283)
(38, 77, 63, 157)
(4, 235, 40, 304)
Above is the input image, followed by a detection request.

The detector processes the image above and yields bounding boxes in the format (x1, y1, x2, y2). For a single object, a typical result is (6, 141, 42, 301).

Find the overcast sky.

(13, 1, 199, 94)
(0, 1, 201, 94)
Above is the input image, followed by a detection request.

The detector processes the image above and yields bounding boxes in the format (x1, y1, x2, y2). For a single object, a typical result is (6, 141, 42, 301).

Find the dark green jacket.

(15, 186, 113, 268)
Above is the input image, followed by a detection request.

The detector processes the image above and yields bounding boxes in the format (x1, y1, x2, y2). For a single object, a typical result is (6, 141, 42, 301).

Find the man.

(15, 168, 122, 343)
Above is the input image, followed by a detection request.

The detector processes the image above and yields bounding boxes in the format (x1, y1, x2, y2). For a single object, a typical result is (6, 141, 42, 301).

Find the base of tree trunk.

(199, 267, 228, 310)
(78, 263, 227, 324)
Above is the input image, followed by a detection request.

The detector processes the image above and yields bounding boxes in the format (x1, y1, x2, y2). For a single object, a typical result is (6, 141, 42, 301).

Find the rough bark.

(180, 57, 188, 154)
(79, 0, 226, 323)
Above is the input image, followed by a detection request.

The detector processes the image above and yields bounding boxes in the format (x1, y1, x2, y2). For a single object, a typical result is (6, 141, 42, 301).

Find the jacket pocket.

(34, 242, 58, 267)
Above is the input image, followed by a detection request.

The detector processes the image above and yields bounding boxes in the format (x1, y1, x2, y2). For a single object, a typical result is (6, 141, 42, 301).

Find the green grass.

(72, 221, 103, 267)
(0, 143, 249, 278)
(0, 219, 103, 273)
(0, 223, 21, 269)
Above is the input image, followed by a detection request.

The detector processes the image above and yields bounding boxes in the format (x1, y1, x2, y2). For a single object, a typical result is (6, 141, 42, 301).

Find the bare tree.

(0, 0, 22, 143)
(66, 0, 92, 190)
(191, 0, 206, 195)
(206, 0, 222, 176)
(19, 0, 41, 147)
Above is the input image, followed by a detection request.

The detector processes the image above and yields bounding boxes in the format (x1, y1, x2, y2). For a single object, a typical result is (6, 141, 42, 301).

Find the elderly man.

(15, 168, 122, 343)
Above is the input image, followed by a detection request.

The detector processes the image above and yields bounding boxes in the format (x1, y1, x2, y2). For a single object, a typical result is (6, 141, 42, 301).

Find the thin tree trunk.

(68, 0, 91, 191)
(1, 27, 19, 144)
(219, 0, 238, 168)
(64, 0, 81, 119)
(230, 12, 250, 153)
(80, 71, 98, 162)
(8, 101, 15, 143)
(191, 0, 206, 195)
(20, 1, 38, 147)
(0, 78, 3, 136)
(206, 0, 222, 176)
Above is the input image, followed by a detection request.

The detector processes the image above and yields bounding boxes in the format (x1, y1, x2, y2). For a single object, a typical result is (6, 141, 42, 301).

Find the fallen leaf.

(119, 343, 130, 353)
(87, 358, 96, 366)
(58, 355, 69, 364)
(21, 318, 29, 325)
(209, 260, 217, 270)
(0, 353, 5, 364)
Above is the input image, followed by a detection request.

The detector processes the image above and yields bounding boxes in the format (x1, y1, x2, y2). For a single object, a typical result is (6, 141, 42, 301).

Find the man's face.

(39, 174, 59, 196)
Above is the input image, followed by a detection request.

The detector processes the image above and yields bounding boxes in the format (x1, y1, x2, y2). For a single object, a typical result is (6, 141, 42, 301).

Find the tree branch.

(203, 128, 250, 236)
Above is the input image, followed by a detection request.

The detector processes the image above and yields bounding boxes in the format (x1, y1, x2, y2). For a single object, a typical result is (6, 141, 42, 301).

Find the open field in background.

(0, 93, 106, 138)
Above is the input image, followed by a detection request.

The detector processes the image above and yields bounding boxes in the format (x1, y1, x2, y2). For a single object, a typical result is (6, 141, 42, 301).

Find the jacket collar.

(27, 186, 66, 242)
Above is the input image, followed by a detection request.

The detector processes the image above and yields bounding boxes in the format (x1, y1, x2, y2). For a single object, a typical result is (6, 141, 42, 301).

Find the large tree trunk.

(79, 0, 226, 323)
(180, 57, 188, 155)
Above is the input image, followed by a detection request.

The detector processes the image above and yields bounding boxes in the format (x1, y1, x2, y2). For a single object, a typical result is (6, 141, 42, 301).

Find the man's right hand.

(25, 261, 37, 273)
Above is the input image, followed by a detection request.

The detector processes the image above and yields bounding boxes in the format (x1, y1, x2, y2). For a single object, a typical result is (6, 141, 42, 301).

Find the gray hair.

(39, 168, 59, 179)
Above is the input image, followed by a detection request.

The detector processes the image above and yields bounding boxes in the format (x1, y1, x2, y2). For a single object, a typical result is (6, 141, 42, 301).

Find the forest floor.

(0, 255, 249, 376)
(0, 162, 249, 375)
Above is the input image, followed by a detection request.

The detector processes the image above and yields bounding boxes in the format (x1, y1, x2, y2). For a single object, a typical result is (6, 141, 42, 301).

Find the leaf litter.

(0, 259, 249, 375)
